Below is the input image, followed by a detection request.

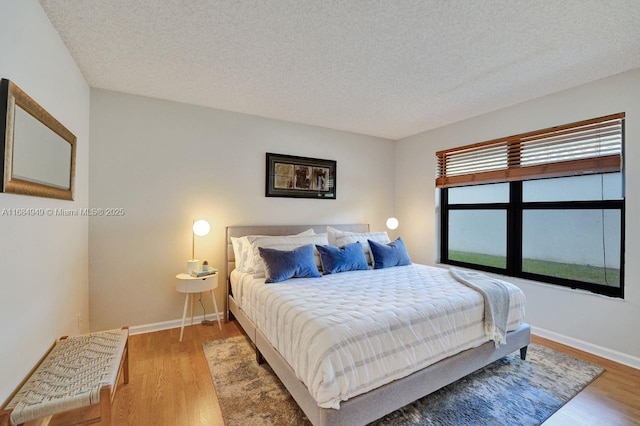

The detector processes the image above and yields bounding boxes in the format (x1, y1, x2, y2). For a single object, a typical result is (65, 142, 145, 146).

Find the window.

(438, 114, 625, 298)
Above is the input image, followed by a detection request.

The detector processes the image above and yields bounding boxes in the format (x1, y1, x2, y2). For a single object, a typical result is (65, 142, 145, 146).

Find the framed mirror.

(1, 79, 76, 200)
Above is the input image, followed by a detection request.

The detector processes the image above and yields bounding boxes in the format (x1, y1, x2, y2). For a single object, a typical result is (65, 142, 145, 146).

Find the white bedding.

(230, 264, 526, 409)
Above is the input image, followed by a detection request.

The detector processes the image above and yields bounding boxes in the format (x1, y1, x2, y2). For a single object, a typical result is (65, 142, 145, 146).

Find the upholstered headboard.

(225, 224, 369, 318)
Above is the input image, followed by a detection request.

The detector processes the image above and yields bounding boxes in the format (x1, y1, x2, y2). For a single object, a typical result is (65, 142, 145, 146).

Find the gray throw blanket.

(450, 268, 511, 347)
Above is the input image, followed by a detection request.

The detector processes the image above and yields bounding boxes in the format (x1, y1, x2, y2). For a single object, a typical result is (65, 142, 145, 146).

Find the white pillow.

(327, 226, 390, 265)
(247, 233, 329, 278)
(236, 229, 315, 273)
(231, 236, 251, 272)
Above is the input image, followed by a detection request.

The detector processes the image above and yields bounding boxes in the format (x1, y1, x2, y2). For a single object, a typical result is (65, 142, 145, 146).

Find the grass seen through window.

(448, 251, 620, 287)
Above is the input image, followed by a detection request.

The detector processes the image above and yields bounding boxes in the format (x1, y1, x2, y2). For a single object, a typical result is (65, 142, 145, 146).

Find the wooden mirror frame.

(1, 79, 76, 201)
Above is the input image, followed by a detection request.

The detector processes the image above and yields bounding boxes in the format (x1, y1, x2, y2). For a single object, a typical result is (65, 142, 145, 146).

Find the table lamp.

(187, 219, 210, 273)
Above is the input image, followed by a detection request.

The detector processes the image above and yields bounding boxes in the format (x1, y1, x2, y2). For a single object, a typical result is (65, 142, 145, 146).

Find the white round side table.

(176, 272, 222, 342)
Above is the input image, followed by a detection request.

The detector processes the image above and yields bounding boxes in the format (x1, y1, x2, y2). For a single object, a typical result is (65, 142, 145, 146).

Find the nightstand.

(176, 272, 222, 342)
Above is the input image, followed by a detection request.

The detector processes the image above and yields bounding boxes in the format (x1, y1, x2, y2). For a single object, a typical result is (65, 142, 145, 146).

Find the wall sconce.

(187, 219, 210, 273)
(386, 217, 399, 230)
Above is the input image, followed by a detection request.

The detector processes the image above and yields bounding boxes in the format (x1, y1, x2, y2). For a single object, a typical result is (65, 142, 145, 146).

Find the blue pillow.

(368, 237, 411, 269)
(316, 242, 369, 274)
(258, 244, 321, 283)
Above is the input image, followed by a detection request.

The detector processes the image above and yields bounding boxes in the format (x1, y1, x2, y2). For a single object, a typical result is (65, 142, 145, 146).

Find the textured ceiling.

(38, 0, 640, 140)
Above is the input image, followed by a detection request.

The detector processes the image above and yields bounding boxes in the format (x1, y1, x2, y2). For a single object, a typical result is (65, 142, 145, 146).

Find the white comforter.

(231, 264, 526, 409)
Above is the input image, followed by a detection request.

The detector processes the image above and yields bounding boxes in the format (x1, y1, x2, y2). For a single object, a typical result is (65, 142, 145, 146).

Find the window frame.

(440, 179, 625, 298)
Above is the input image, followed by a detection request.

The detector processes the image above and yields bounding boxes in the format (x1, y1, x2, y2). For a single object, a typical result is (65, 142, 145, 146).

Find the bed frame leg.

(520, 346, 528, 360)
(256, 348, 265, 364)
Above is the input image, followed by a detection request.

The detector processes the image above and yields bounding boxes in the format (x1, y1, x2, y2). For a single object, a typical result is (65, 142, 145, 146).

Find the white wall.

(396, 69, 640, 364)
(0, 0, 90, 404)
(89, 89, 395, 332)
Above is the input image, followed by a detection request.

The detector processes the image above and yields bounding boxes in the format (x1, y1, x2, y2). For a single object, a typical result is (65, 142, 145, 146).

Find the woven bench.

(0, 327, 129, 426)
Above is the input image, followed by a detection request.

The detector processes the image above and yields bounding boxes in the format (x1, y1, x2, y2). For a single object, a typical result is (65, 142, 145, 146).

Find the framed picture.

(266, 153, 336, 199)
(1, 79, 76, 200)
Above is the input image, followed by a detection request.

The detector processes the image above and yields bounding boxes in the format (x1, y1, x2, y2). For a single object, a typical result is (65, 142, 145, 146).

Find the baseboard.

(531, 325, 640, 370)
(129, 312, 223, 336)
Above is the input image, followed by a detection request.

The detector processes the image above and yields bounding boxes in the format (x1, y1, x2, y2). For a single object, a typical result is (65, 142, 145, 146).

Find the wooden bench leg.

(122, 326, 130, 385)
(0, 409, 12, 426)
(100, 386, 112, 426)
(123, 344, 130, 385)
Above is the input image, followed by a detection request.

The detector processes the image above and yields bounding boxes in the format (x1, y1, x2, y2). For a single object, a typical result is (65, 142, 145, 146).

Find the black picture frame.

(265, 153, 336, 199)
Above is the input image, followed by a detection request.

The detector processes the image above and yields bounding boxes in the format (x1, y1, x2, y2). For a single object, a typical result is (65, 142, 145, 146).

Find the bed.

(225, 224, 530, 426)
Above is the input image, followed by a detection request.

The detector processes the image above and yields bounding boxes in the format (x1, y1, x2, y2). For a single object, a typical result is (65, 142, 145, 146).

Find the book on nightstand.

(190, 268, 218, 278)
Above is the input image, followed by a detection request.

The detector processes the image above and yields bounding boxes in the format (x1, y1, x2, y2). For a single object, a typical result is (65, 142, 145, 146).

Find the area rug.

(203, 336, 603, 426)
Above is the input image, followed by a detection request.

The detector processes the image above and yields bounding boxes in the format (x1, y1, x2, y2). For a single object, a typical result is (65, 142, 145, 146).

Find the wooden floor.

(110, 322, 243, 426)
(55, 322, 640, 425)
(531, 335, 640, 426)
